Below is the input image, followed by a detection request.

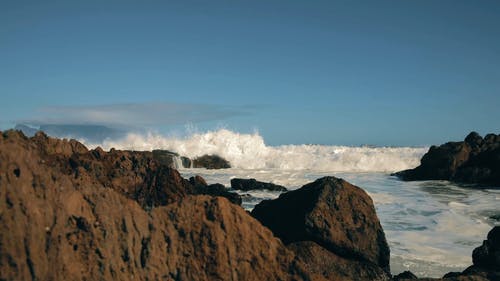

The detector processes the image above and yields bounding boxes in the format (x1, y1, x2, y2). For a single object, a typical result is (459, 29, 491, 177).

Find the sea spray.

(84, 129, 427, 172)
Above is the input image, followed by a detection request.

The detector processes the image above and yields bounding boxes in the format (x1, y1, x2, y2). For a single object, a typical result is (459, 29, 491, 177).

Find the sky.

(1, 0, 499, 146)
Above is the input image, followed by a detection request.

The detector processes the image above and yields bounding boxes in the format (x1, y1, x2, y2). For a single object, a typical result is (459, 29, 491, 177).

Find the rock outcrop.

(192, 154, 231, 169)
(394, 132, 500, 186)
(152, 149, 190, 168)
(469, 226, 500, 279)
(0, 130, 317, 280)
(251, 176, 391, 280)
(189, 176, 243, 205)
(231, 178, 288, 192)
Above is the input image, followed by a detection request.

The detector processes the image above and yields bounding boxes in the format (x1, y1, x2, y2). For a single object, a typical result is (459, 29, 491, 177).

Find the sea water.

(85, 129, 500, 278)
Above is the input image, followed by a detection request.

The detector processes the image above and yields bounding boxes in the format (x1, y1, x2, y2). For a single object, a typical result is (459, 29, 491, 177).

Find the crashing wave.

(83, 129, 426, 172)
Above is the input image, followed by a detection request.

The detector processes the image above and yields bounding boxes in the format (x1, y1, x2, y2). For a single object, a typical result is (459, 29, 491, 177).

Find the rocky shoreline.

(0, 130, 498, 280)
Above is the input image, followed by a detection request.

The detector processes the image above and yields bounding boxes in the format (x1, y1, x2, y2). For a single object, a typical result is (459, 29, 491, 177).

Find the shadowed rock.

(394, 132, 500, 186)
(189, 176, 242, 205)
(251, 176, 390, 273)
(289, 241, 390, 281)
(193, 154, 231, 169)
(231, 178, 288, 192)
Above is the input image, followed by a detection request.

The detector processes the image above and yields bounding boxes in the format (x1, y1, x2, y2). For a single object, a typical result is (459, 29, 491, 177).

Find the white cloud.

(20, 102, 245, 128)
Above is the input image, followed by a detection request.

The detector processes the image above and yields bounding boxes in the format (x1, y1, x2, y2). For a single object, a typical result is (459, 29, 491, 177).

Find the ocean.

(85, 129, 500, 278)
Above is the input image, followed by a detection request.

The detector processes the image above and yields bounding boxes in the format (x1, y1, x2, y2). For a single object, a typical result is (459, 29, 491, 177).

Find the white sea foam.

(84, 129, 427, 172)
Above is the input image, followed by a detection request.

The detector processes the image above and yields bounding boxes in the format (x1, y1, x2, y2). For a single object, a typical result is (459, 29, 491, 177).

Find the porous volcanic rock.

(251, 176, 390, 273)
(394, 132, 500, 186)
(0, 130, 318, 281)
(231, 178, 288, 192)
(192, 154, 231, 169)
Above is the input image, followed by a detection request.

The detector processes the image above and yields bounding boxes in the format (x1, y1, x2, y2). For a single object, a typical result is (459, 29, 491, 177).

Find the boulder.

(192, 155, 231, 169)
(288, 241, 390, 281)
(472, 226, 500, 270)
(394, 132, 500, 186)
(394, 141, 471, 181)
(192, 154, 231, 169)
(251, 176, 390, 272)
(231, 178, 288, 192)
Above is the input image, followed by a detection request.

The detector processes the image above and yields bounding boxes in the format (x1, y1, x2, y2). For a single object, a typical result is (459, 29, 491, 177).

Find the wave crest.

(84, 129, 426, 172)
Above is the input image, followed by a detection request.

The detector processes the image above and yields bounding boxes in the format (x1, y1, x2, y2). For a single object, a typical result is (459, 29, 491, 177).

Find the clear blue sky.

(1, 0, 499, 146)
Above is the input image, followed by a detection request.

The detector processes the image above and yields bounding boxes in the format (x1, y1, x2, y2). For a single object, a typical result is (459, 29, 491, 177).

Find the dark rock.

(192, 154, 231, 169)
(230, 178, 288, 192)
(465, 132, 484, 149)
(289, 241, 390, 281)
(472, 226, 500, 270)
(442, 271, 462, 278)
(189, 176, 242, 205)
(489, 214, 500, 222)
(152, 149, 179, 167)
(393, 132, 500, 186)
(393, 142, 470, 181)
(251, 176, 390, 272)
(393, 271, 418, 280)
(436, 226, 500, 281)
(189, 175, 208, 187)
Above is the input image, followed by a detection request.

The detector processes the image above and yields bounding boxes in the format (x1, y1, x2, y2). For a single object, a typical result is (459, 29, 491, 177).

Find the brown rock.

(0, 130, 318, 280)
(289, 241, 390, 281)
(251, 176, 390, 272)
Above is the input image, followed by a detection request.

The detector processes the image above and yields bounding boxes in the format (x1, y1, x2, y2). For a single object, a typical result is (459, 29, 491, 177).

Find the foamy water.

(82, 129, 500, 278)
(86, 129, 427, 172)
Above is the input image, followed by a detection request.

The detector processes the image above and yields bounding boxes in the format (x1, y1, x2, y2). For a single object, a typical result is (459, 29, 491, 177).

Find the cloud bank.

(19, 102, 244, 128)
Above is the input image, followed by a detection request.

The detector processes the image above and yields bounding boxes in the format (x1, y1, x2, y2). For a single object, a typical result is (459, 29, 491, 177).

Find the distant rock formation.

(192, 154, 231, 169)
(393, 132, 500, 187)
(251, 176, 391, 280)
(230, 178, 288, 192)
